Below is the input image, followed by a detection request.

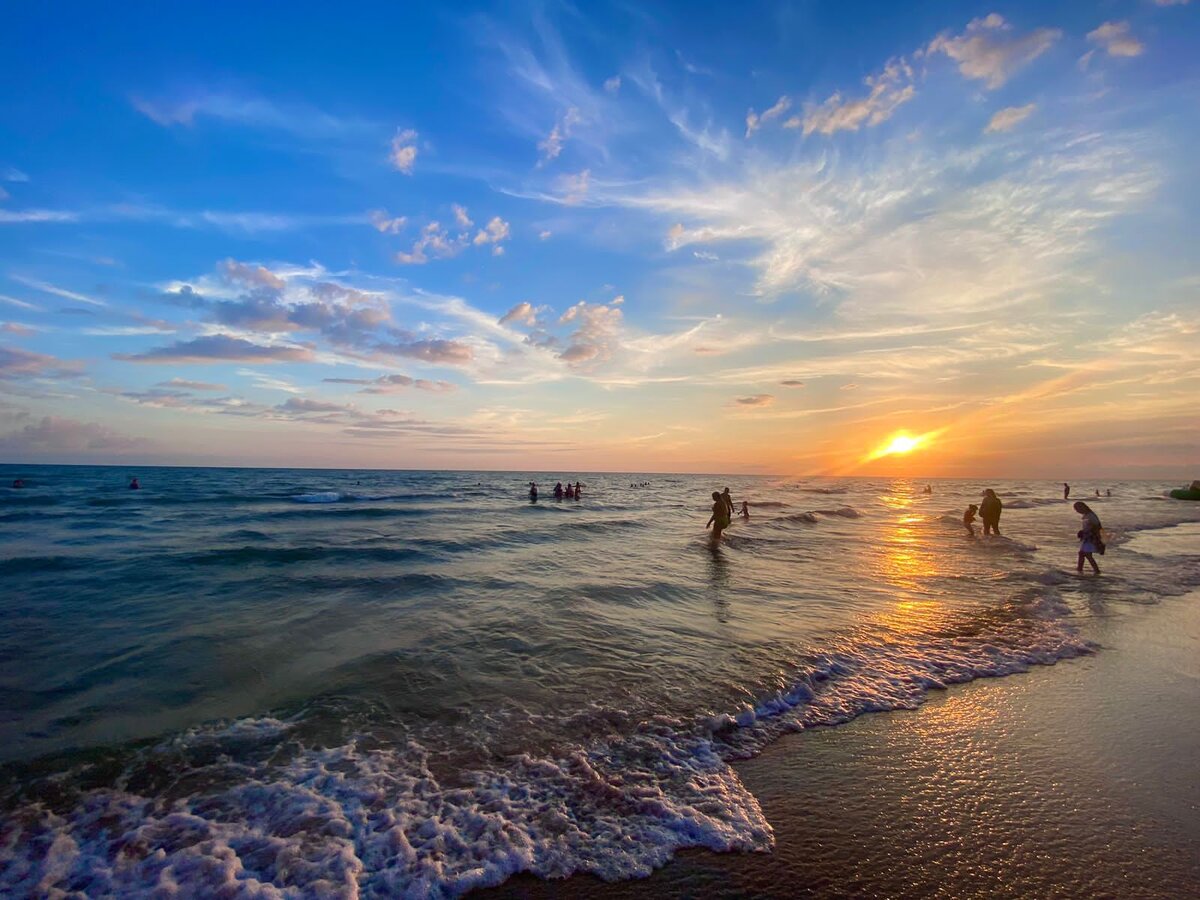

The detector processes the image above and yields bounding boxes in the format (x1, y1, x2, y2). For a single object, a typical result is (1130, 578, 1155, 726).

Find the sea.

(1, 465, 1198, 897)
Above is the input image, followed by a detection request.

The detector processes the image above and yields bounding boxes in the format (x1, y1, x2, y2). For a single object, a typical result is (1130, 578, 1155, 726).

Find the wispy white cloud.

(369, 210, 407, 234)
(986, 103, 1037, 133)
(538, 107, 582, 163)
(9, 275, 106, 307)
(132, 92, 371, 138)
(1087, 21, 1145, 58)
(0, 209, 78, 224)
(745, 96, 791, 138)
(388, 129, 419, 174)
(926, 14, 1061, 89)
(789, 59, 916, 136)
(2, 167, 30, 182)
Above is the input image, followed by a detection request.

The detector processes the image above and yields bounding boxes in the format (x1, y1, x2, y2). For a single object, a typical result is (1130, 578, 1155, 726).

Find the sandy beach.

(490, 586, 1200, 898)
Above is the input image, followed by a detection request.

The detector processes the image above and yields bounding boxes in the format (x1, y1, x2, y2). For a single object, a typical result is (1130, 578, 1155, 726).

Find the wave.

(1005, 498, 1065, 509)
(181, 545, 430, 567)
(771, 506, 862, 526)
(1, 592, 1091, 898)
(0, 555, 93, 575)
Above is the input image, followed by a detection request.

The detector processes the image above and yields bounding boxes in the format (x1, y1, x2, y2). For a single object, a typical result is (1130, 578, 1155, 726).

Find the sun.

(883, 434, 920, 455)
(867, 430, 935, 461)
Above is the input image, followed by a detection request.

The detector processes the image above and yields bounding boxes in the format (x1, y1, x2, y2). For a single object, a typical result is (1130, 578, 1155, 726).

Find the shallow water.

(2, 466, 1198, 896)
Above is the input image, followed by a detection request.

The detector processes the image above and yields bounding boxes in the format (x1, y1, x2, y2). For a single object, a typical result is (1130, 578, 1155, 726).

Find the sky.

(1, 0, 1197, 477)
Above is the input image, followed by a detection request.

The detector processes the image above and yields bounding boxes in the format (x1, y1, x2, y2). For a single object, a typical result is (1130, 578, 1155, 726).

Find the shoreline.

(487, 589, 1200, 898)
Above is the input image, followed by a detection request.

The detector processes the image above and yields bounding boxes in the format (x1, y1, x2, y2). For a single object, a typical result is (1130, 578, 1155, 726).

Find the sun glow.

(868, 430, 934, 461)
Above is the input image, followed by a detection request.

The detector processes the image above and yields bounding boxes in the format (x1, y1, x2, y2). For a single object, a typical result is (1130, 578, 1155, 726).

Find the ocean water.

(1, 465, 1198, 897)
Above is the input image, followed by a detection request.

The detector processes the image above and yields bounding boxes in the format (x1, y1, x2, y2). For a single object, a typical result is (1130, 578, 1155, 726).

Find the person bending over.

(963, 504, 978, 537)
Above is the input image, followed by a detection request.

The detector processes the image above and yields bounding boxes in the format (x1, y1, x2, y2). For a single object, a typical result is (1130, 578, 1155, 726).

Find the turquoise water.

(2, 466, 1198, 896)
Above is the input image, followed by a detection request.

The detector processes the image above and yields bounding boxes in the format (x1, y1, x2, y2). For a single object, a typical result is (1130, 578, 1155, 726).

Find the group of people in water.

(1063, 483, 1110, 499)
(962, 487, 1107, 575)
(529, 481, 582, 501)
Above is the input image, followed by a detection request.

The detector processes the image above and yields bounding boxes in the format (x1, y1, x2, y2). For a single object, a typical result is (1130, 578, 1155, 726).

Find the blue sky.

(1, 0, 1197, 475)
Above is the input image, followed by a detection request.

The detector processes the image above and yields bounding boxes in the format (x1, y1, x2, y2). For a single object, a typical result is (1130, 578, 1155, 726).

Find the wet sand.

(489, 590, 1200, 898)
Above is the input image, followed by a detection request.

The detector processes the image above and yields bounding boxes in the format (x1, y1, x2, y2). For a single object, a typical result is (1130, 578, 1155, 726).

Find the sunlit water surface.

(2, 466, 1198, 896)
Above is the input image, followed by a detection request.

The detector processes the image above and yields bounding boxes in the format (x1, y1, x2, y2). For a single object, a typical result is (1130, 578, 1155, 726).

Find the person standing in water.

(129, 476, 140, 490)
(979, 489, 1002, 536)
(740, 500, 749, 521)
(1063, 482, 1070, 500)
(963, 503, 978, 537)
(1073, 501, 1103, 574)
(721, 487, 734, 520)
(707, 491, 731, 544)
(529, 482, 538, 502)
(553, 482, 564, 500)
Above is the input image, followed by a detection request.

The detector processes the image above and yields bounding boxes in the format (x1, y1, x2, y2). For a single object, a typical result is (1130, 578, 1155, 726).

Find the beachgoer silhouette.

(529, 482, 538, 502)
(12, 478, 25, 489)
(740, 500, 749, 521)
(553, 482, 564, 500)
(1106, 489, 1111, 497)
(1073, 501, 1103, 574)
(1063, 483, 1070, 500)
(963, 504, 978, 537)
(979, 489, 1002, 536)
(706, 490, 731, 544)
(721, 487, 734, 520)
(129, 476, 140, 490)
(573, 482, 582, 499)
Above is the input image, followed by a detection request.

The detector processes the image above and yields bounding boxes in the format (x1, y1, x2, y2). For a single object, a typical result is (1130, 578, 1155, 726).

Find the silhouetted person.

(1073, 501, 1103, 575)
(553, 482, 564, 500)
(721, 487, 734, 519)
(963, 503, 978, 537)
(529, 482, 538, 502)
(706, 491, 731, 544)
(1063, 482, 1070, 500)
(740, 501, 749, 521)
(129, 476, 140, 490)
(1106, 489, 1111, 497)
(11, 478, 25, 489)
(980, 489, 1002, 536)
(573, 482, 582, 499)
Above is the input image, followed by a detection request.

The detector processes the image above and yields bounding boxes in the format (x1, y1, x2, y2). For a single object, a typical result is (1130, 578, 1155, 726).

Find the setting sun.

(866, 430, 938, 463)
(883, 434, 920, 455)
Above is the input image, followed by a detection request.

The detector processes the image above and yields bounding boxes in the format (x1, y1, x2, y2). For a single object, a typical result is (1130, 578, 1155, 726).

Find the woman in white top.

(1072, 501, 1103, 575)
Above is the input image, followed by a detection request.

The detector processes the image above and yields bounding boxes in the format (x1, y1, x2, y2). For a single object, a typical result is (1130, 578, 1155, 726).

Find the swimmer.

(573, 482, 582, 500)
(12, 478, 25, 489)
(740, 500, 749, 521)
(529, 482, 538, 502)
(1073, 501, 1103, 575)
(706, 490, 731, 544)
(963, 503, 978, 538)
(553, 481, 564, 500)
(129, 476, 140, 490)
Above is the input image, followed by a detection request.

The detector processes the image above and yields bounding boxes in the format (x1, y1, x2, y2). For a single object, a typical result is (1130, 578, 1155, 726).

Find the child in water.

(706, 491, 731, 544)
(963, 503, 978, 537)
(740, 500, 749, 521)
